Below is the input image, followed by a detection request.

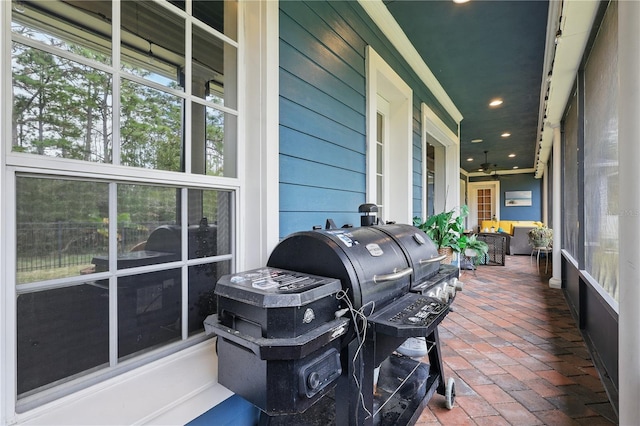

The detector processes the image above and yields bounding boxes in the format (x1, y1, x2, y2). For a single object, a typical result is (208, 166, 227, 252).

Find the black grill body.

(206, 222, 462, 425)
(205, 268, 348, 414)
(215, 268, 343, 340)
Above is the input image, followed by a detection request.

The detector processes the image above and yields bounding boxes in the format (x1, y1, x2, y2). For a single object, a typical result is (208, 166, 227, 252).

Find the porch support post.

(618, 1, 640, 423)
(549, 125, 562, 289)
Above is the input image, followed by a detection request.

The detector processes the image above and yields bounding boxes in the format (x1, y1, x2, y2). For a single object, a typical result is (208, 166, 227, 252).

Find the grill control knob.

(307, 372, 321, 390)
(452, 278, 464, 292)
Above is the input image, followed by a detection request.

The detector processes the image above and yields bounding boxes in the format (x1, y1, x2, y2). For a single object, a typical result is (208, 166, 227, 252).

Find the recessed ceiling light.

(513, 166, 519, 169)
(467, 158, 473, 162)
(489, 99, 503, 107)
(508, 153, 516, 158)
(453, 0, 470, 3)
(501, 132, 511, 138)
(471, 138, 483, 143)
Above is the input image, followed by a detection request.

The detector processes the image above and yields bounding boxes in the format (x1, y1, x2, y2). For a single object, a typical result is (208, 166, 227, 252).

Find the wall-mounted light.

(555, 29, 563, 44)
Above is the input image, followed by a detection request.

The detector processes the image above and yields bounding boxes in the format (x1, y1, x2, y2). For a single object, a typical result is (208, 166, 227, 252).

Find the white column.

(542, 163, 548, 225)
(548, 126, 562, 288)
(240, 0, 280, 269)
(618, 1, 640, 424)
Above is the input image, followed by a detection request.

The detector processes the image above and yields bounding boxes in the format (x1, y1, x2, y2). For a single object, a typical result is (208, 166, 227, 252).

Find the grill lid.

(267, 225, 432, 310)
(214, 267, 342, 308)
(374, 224, 443, 286)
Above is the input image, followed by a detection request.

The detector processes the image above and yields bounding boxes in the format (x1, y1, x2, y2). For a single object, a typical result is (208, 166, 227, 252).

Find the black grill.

(205, 206, 463, 425)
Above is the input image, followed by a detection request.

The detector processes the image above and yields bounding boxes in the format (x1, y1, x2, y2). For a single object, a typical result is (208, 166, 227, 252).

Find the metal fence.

(16, 222, 170, 273)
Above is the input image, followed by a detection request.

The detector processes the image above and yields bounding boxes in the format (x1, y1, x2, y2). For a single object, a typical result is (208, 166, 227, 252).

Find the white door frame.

(467, 180, 501, 231)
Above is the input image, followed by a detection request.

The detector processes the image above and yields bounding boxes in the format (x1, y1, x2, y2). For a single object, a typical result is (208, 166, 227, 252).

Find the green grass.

(16, 254, 100, 284)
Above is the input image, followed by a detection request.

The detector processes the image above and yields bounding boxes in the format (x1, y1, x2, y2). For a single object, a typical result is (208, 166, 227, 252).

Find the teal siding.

(279, 1, 456, 238)
(280, 156, 364, 192)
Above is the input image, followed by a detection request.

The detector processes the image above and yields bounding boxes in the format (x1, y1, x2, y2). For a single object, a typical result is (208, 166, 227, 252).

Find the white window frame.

(365, 46, 412, 224)
(0, 0, 279, 423)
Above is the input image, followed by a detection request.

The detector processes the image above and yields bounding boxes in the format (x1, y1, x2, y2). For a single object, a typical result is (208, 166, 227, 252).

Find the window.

(8, 0, 238, 409)
(376, 108, 387, 219)
(426, 143, 435, 217)
(11, 0, 238, 176)
(477, 188, 493, 222)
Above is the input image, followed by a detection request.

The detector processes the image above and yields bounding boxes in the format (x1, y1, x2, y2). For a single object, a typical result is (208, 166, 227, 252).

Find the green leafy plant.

(413, 205, 469, 250)
(528, 226, 553, 248)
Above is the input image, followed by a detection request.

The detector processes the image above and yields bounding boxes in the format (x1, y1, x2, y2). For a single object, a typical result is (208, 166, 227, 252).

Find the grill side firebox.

(205, 208, 463, 425)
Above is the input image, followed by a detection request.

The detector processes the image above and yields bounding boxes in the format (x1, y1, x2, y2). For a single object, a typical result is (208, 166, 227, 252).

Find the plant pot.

(530, 238, 551, 248)
(438, 247, 454, 264)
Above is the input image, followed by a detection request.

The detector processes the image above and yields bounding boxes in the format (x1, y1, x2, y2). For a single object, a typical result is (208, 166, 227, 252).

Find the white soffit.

(535, 0, 600, 178)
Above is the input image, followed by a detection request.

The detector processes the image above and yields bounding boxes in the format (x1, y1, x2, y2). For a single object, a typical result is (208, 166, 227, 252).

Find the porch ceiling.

(384, 0, 550, 176)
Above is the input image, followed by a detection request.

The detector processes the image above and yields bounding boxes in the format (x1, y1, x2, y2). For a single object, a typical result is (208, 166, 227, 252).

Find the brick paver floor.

(418, 254, 617, 425)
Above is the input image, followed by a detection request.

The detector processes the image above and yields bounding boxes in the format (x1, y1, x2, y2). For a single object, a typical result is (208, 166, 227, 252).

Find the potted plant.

(528, 226, 553, 248)
(456, 233, 489, 267)
(414, 205, 469, 264)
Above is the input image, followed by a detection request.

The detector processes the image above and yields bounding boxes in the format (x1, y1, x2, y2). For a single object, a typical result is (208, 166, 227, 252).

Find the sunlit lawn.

(16, 257, 97, 284)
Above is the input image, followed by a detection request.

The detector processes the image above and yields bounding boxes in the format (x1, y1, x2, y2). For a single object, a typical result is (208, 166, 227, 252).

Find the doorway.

(467, 181, 500, 232)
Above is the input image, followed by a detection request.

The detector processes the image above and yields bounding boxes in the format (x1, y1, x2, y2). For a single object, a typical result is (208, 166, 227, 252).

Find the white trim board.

(358, 0, 463, 124)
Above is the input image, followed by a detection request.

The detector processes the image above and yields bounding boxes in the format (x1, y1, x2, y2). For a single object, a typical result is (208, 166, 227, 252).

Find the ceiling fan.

(480, 150, 497, 175)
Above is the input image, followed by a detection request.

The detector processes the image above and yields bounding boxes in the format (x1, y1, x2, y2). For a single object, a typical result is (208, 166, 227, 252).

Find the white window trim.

(365, 46, 412, 224)
(1, 0, 11, 423)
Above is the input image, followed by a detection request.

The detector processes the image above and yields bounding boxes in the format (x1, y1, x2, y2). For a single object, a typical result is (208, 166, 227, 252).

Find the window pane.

(192, 25, 237, 109)
(191, 103, 237, 177)
(187, 189, 232, 259)
(12, 43, 113, 162)
(193, 0, 237, 41)
(16, 177, 109, 284)
(11, 0, 112, 66)
(118, 269, 182, 359)
(188, 260, 231, 334)
(17, 284, 109, 395)
(116, 184, 180, 265)
(376, 174, 383, 214)
(168, 1, 186, 11)
(120, 79, 183, 171)
(427, 171, 434, 217)
(120, 1, 185, 90)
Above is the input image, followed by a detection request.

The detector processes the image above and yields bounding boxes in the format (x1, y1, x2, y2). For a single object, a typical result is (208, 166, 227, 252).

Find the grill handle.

(419, 254, 447, 264)
(374, 267, 413, 283)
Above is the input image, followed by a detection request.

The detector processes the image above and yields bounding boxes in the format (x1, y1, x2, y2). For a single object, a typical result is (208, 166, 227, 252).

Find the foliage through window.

(11, 0, 238, 177)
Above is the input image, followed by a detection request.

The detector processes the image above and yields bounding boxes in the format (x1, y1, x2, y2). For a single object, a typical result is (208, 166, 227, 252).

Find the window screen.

(583, 1, 619, 302)
(562, 92, 579, 258)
